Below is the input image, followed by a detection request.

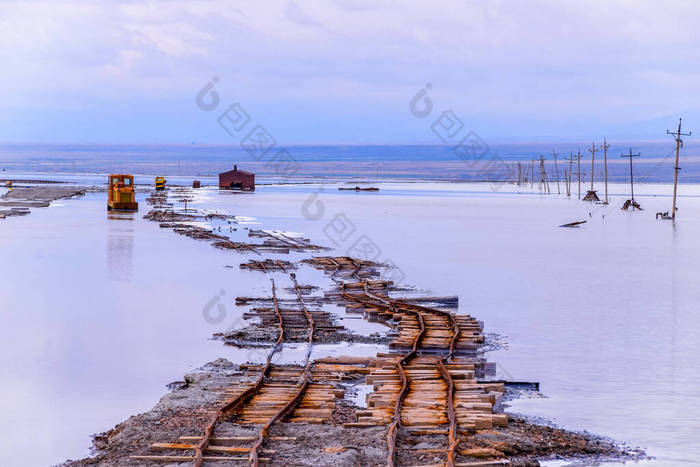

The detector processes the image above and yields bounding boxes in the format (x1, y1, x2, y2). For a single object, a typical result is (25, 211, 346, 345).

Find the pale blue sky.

(1, 0, 698, 143)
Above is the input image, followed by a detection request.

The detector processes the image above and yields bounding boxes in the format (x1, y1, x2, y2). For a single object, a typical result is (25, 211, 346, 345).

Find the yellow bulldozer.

(107, 174, 138, 211)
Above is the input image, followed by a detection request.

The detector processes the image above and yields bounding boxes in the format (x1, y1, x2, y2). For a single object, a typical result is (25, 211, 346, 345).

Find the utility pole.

(517, 161, 522, 186)
(530, 159, 534, 188)
(584, 143, 600, 201)
(588, 142, 598, 191)
(552, 150, 560, 194)
(621, 148, 641, 210)
(576, 150, 583, 200)
(567, 152, 574, 198)
(539, 155, 550, 194)
(667, 119, 692, 220)
(601, 137, 610, 204)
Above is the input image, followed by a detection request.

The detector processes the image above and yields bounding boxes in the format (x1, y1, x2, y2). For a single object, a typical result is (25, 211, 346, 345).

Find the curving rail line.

(247, 273, 316, 466)
(193, 279, 285, 467)
(340, 275, 463, 466)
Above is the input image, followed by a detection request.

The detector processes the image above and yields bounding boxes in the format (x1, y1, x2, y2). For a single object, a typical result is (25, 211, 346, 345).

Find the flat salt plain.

(1, 177, 699, 466)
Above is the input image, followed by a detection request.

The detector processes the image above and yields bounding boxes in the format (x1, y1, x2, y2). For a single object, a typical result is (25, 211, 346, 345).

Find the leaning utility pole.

(552, 150, 560, 194)
(567, 152, 574, 197)
(539, 155, 550, 193)
(601, 137, 610, 204)
(667, 119, 692, 220)
(576, 150, 583, 199)
(621, 148, 641, 210)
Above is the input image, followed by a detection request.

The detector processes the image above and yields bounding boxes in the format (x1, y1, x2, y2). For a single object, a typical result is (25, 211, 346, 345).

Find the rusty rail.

(437, 358, 459, 466)
(340, 281, 427, 466)
(341, 280, 463, 466)
(278, 231, 322, 251)
(248, 274, 316, 466)
(291, 273, 316, 346)
(248, 367, 311, 466)
(393, 299, 461, 359)
(386, 307, 424, 467)
(194, 279, 285, 467)
(347, 255, 461, 358)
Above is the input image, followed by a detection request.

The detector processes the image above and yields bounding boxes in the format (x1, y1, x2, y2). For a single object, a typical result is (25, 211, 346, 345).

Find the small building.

(219, 165, 255, 190)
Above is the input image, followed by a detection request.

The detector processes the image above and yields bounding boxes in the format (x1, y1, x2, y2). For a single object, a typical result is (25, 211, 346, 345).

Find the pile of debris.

(1, 186, 87, 220)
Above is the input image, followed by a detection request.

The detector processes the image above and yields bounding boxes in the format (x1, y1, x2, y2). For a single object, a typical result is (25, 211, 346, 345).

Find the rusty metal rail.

(341, 279, 464, 466)
(194, 279, 285, 467)
(386, 308, 425, 467)
(248, 368, 311, 466)
(437, 358, 459, 466)
(248, 273, 316, 465)
(137, 255, 500, 466)
(339, 280, 427, 466)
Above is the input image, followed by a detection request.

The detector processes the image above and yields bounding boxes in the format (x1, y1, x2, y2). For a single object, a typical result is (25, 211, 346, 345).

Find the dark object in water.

(481, 380, 540, 391)
(582, 190, 600, 202)
(656, 211, 671, 220)
(622, 199, 643, 211)
(559, 220, 587, 228)
(338, 186, 379, 191)
(0, 208, 30, 219)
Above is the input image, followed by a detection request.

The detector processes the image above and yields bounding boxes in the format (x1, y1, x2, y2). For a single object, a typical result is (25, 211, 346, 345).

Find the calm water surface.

(1, 179, 699, 466)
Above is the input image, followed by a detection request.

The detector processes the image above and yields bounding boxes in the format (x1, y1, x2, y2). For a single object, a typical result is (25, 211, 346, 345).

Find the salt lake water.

(1, 177, 699, 466)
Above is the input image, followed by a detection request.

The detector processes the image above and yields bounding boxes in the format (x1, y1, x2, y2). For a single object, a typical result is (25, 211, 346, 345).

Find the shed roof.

(219, 167, 254, 176)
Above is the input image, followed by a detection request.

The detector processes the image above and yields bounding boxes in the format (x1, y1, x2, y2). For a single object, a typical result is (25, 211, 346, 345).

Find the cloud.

(284, 1, 325, 28)
(0, 0, 699, 142)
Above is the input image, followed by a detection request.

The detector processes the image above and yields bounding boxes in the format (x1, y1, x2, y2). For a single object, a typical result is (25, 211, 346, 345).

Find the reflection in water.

(107, 212, 134, 282)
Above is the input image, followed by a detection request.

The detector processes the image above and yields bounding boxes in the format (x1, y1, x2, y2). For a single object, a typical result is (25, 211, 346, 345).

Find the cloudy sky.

(1, 0, 698, 143)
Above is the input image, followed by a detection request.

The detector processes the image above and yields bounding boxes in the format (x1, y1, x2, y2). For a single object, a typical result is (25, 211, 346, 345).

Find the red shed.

(219, 165, 255, 190)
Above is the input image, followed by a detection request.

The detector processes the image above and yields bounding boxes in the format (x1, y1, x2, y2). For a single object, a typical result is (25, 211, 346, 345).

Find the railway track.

(248, 229, 326, 252)
(240, 259, 295, 272)
(134, 276, 319, 465)
(195, 278, 288, 466)
(134, 255, 507, 466)
(334, 260, 504, 467)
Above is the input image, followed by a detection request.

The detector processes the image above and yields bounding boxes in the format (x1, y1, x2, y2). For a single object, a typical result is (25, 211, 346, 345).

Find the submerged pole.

(667, 119, 691, 220)
(601, 137, 610, 204)
(588, 142, 598, 191)
(576, 150, 582, 200)
(568, 152, 574, 198)
(552, 150, 560, 194)
(621, 148, 640, 209)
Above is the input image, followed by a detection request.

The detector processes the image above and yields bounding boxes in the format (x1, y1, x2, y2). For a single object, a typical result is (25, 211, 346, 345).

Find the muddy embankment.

(60, 359, 643, 467)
